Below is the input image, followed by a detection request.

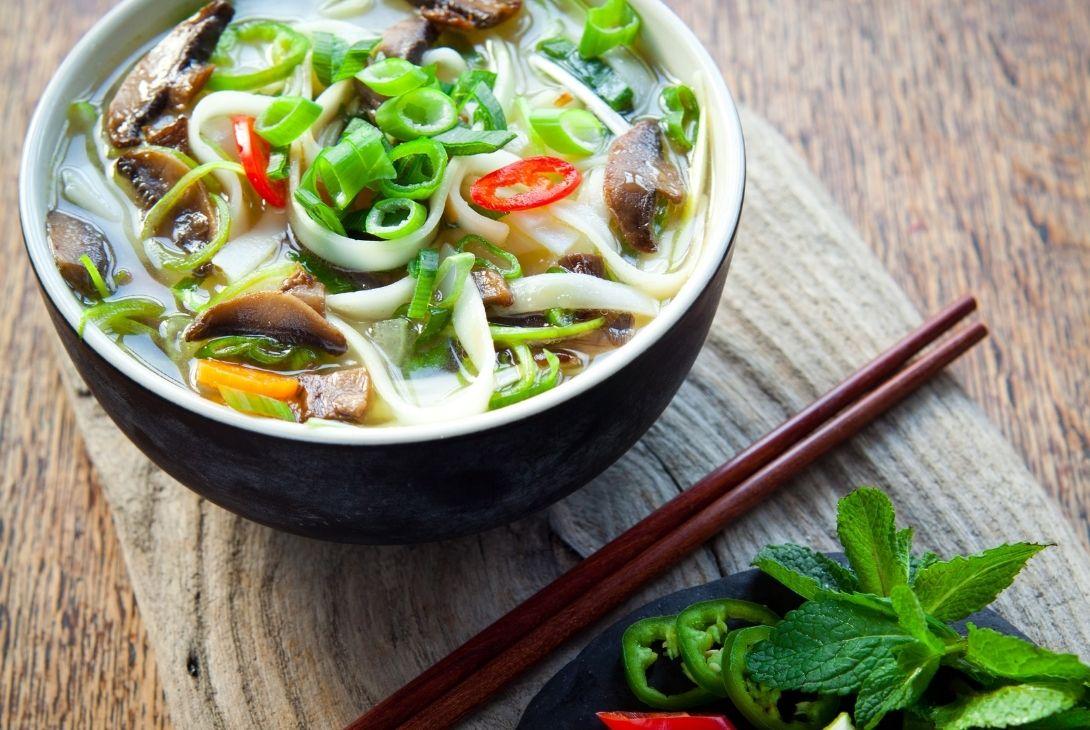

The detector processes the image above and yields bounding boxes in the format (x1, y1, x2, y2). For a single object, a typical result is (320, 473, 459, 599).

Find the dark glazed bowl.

(20, 0, 745, 544)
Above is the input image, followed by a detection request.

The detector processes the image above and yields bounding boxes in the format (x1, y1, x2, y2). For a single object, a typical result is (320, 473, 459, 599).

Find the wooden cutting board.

(57, 109, 1090, 729)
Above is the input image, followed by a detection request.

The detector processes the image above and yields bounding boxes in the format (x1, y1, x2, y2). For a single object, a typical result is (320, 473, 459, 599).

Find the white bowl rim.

(20, 0, 745, 447)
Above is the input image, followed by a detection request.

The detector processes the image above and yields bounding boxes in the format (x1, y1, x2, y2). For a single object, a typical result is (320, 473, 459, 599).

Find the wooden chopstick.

(348, 295, 978, 730)
(394, 320, 988, 730)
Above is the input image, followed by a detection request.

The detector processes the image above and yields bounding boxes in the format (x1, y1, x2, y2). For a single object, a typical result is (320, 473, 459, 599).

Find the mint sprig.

(745, 487, 1089, 729)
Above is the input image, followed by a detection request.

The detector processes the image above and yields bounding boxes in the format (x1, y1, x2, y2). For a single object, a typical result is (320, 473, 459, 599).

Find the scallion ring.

(358, 57, 429, 97)
(379, 138, 448, 200)
(364, 198, 427, 240)
(208, 21, 310, 91)
(529, 108, 605, 156)
(78, 254, 111, 299)
(456, 234, 521, 280)
(407, 249, 440, 320)
(578, 0, 641, 59)
(256, 96, 323, 146)
(375, 87, 459, 141)
(79, 297, 164, 339)
(432, 252, 476, 311)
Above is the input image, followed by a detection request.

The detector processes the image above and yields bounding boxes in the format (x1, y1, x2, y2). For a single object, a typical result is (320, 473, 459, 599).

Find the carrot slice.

(196, 360, 299, 400)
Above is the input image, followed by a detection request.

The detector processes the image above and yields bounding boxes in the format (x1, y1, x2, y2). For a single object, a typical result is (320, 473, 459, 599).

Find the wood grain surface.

(0, 1, 1087, 728)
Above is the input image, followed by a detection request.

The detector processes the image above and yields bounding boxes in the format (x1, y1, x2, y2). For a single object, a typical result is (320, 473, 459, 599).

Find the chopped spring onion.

(450, 69, 498, 107)
(365, 198, 427, 240)
(200, 261, 297, 312)
(78, 254, 111, 299)
(375, 87, 459, 141)
(302, 119, 395, 211)
(196, 335, 319, 371)
(529, 108, 605, 156)
(490, 346, 561, 409)
(432, 252, 476, 310)
(218, 385, 297, 421)
(379, 137, 449, 200)
(579, 0, 641, 59)
(288, 249, 358, 294)
(316, 35, 379, 85)
(407, 249, 440, 320)
(295, 186, 346, 235)
(417, 305, 453, 342)
(358, 57, 429, 97)
(661, 84, 700, 152)
(208, 21, 310, 91)
(431, 127, 516, 156)
(256, 97, 323, 146)
(139, 160, 242, 241)
(266, 148, 290, 182)
(159, 195, 233, 272)
(467, 81, 507, 131)
(537, 37, 634, 112)
(456, 234, 521, 279)
(172, 277, 209, 312)
(79, 297, 164, 339)
(490, 317, 606, 345)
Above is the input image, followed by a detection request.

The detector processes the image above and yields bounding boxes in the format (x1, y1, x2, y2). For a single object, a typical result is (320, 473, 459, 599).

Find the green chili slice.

(375, 87, 459, 141)
(358, 57, 429, 97)
(490, 317, 605, 346)
(621, 615, 717, 710)
(256, 96, 323, 146)
(456, 234, 521, 280)
(208, 21, 310, 91)
(379, 137, 449, 200)
(196, 335, 320, 371)
(675, 599, 780, 696)
(579, 0, 641, 59)
(529, 108, 605, 156)
(365, 198, 427, 240)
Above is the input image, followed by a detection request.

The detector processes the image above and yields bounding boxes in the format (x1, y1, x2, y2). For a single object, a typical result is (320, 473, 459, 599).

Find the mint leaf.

(910, 550, 940, 584)
(890, 585, 943, 651)
(931, 683, 1083, 729)
(897, 527, 914, 577)
(745, 597, 914, 694)
(855, 642, 940, 730)
(837, 488, 909, 596)
(965, 625, 1090, 683)
(913, 543, 1048, 621)
(752, 544, 859, 599)
(1018, 708, 1090, 729)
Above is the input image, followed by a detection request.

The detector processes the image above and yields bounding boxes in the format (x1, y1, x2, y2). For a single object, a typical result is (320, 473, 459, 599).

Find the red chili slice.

(232, 115, 287, 208)
(597, 712, 736, 730)
(470, 156, 582, 212)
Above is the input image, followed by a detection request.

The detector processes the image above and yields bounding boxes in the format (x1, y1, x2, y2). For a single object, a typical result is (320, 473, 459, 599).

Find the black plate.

(519, 563, 1022, 729)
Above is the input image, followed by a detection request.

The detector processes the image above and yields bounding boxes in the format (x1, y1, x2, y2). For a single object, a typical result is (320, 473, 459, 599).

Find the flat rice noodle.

(492, 273, 659, 317)
(327, 276, 415, 321)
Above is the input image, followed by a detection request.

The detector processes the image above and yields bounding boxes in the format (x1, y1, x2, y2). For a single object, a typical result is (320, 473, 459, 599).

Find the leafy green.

(931, 683, 1084, 730)
(836, 487, 909, 596)
(751, 543, 859, 599)
(854, 643, 940, 730)
(1017, 708, 1090, 729)
(890, 585, 943, 652)
(964, 625, 1090, 683)
(913, 543, 1048, 621)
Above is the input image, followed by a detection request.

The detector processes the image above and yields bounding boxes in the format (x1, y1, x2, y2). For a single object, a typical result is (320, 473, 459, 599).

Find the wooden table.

(1, 1, 1086, 726)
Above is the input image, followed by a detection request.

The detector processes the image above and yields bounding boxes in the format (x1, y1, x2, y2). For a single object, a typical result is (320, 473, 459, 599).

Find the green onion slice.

(432, 252, 476, 310)
(431, 127, 516, 156)
(529, 108, 605, 156)
(450, 69, 497, 107)
(301, 119, 395, 213)
(200, 261, 297, 312)
(468, 81, 507, 131)
(288, 249, 357, 294)
(313, 33, 379, 86)
(537, 37, 634, 112)
(375, 87, 459, 141)
(365, 198, 427, 240)
(358, 57, 429, 97)
(379, 138, 448, 200)
(660, 84, 700, 152)
(456, 234, 521, 280)
(490, 317, 606, 345)
(407, 249, 440, 320)
(266, 148, 290, 182)
(256, 97, 323, 146)
(490, 347, 562, 409)
(196, 335, 319, 371)
(579, 0, 641, 59)
(209, 21, 310, 92)
(78, 254, 111, 299)
(218, 385, 297, 421)
(79, 296, 164, 339)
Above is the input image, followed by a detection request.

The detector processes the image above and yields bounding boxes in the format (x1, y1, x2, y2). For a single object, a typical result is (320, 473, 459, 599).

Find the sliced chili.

(621, 615, 716, 711)
(597, 712, 737, 730)
(232, 115, 287, 208)
(675, 599, 780, 696)
(470, 156, 582, 212)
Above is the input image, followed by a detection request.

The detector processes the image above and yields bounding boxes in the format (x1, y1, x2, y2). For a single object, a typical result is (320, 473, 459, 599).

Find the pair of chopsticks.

(347, 295, 987, 730)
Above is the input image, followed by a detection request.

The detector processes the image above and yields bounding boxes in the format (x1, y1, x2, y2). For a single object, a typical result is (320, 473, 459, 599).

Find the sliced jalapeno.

(722, 626, 840, 730)
(675, 599, 780, 695)
(622, 615, 717, 711)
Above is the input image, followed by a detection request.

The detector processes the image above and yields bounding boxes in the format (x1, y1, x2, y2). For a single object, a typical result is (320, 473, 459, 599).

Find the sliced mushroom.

(115, 147, 214, 252)
(299, 368, 371, 423)
(185, 292, 349, 355)
(46, 211, 115, 298)
(604, 312, 636, 346)
(604, 119, 685, 253)
(375, 17, 439, 64)
(107, 1, 233, 148)
(281, 270, 327, 315)
(557, 253, 606, 279)
(144, 115, 191, 152)
(471, 269, 513, 307)
(407, 0, 522, 30)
